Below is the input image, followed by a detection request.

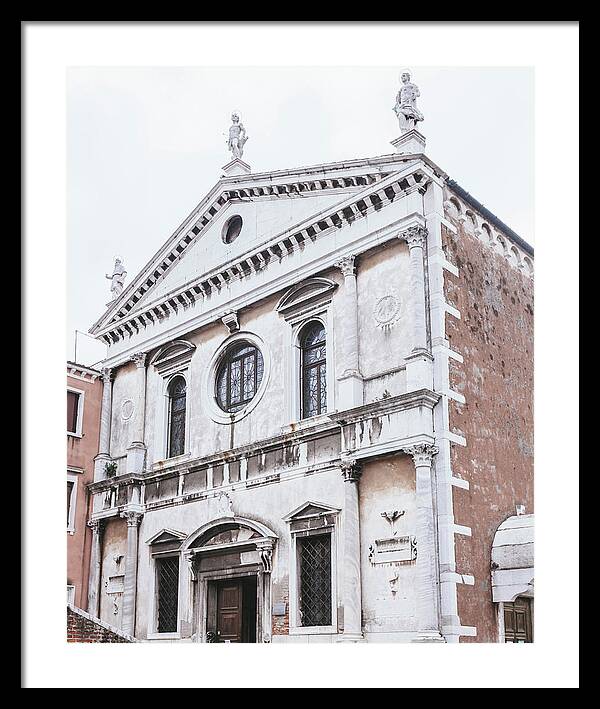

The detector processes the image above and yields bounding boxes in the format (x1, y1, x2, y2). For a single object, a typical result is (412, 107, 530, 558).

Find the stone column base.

(126, 442, 146, 474)
(337, 372, 364, 410)
(412, 631, 446, 643)
(336, 632, 366, 643)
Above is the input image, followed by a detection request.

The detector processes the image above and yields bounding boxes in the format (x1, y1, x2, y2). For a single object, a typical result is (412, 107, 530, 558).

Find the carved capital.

(399, 225, 428, 249)
(256, 540, 274, 573)
(101, 367, 113, 384)
(120, 510, 143, 527)
(130, 352, 147, 368)
(334, 255, 356, 277)
(340, 459, 362, 483)
(403, 443, 439, 467)
(87, 518, 104, 535)
(184, 550, 198, 581)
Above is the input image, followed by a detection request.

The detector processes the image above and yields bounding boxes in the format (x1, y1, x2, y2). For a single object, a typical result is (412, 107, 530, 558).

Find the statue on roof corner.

(393, 71, 424, 134)
(227, 112, 248, 160)
(106, 257, 127, 300)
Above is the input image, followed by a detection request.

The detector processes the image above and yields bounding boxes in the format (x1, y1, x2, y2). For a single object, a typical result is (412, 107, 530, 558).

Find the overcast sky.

(67, 66, 534, 366)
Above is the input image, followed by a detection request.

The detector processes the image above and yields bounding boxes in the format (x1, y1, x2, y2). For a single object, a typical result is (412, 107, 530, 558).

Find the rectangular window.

(67, 390, 80, 433)
(67, 585, 75, 606)
(66, 476, 77, 532)
(156, 556, 179, 633)
(298, 534, 332, 627)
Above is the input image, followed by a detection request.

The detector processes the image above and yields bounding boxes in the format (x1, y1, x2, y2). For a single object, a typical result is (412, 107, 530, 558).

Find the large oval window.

(216, 341, 264, 413)
(222, 214, 243, 244)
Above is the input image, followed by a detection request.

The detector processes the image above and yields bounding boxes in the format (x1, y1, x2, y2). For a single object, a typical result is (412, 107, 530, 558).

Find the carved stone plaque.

(368, 535, 417, 565)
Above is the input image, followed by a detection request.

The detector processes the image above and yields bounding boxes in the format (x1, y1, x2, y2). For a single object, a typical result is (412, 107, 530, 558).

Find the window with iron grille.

(167, 376, 186, 458)
(298, 533, 332, 627)
(216, 342, 264, 413)
(156, 556, 179, 633)
(300, 322, 327, 419)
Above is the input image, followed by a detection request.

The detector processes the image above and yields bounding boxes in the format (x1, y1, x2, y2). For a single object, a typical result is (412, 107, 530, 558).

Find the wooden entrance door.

(216, 582, 243, 642)
(503, 597, 533, 642)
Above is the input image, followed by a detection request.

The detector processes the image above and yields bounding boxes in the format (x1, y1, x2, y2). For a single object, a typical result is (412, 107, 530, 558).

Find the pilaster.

(334, 255, 363, 410)
(339, 459, 364, 642)
(120, 510, 143, 636)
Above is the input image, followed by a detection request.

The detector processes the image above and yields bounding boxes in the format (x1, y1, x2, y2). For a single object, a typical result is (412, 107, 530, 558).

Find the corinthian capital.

(120, 510, 143, 527)
(340, 458, 362, 483)
(403, 443, 439, 467)
(101, 367, 113, 384)
(399, 225, 428, 249)
(130, 352, 147, 368)
(334, 255, 356, 277)
(87, 518, 104, 534)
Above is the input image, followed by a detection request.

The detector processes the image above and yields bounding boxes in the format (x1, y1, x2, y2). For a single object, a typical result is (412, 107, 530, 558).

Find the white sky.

(67, 66, 534, 366)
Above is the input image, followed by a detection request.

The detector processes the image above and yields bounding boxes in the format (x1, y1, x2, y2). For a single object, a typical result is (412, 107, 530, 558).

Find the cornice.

(329, 388, 441, 425)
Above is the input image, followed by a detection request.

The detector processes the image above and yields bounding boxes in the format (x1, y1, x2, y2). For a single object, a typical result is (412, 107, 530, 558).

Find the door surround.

(182, 516, 277, 643)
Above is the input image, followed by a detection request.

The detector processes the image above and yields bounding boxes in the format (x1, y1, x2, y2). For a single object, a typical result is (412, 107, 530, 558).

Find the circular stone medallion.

(373, 294, 401, 327)
(121, 399, 135, 421)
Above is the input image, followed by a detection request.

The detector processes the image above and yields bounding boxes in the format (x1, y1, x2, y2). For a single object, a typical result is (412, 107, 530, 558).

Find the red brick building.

(67, 362, 103, 610)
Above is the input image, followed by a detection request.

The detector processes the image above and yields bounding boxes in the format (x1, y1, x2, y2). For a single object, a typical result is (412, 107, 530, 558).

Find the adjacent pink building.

(67, 362, 102, 610)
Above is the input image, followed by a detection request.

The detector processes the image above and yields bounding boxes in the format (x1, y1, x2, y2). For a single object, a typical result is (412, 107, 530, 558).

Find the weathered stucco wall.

(99, 517, 128, 629)
(359, 454, 418, 640)
(442, 216, 534, 643)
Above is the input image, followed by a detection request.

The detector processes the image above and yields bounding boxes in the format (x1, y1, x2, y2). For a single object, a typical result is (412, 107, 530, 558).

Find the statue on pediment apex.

(106, 257, 127, 300)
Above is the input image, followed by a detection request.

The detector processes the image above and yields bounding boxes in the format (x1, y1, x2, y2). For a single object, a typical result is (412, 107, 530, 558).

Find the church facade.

(84, 84, 534, 643)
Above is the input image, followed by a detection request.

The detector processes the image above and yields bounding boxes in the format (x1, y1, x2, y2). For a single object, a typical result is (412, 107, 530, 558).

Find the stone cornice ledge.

(329, 388, 440, 426)
(89, 417, 341, 490)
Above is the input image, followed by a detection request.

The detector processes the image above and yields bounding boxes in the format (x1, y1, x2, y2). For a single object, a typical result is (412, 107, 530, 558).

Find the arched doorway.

(183, 517, 277, 643)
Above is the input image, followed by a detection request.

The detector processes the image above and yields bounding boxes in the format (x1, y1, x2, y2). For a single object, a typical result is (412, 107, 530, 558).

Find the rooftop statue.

(393, 71, 424, 133)
(106, 257, 127, 300)
(227, 112, 248, 160)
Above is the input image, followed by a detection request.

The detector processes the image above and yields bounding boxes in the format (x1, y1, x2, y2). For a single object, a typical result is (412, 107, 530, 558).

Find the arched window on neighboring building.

(167, 376, 186, 458)
(300, 321, 327, 419)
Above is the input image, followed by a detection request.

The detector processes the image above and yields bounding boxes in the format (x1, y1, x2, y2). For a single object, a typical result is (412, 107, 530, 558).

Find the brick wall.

(442, 219, 534, 642)
(67, 605, 135, 643)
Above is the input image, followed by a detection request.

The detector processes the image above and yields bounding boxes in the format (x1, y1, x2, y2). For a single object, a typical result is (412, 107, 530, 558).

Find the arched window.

(300, 321, 327, 419)
(167, 376, 186, 458)
(216, 342, 264, 413)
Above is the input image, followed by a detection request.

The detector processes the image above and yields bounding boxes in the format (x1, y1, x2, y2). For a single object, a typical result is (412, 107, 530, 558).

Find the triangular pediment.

(145, 528, 187, 546)
(89, 155, 429, 344)
(283, 501, 341, 522)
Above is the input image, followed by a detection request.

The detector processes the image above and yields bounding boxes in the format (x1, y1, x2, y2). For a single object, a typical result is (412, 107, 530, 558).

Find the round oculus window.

(222, 214, 243, 244)
(216, 342, 264, 413)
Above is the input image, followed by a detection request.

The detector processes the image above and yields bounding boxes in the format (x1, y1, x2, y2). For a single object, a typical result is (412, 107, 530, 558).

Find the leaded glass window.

(216, 342, 264, 413)
(156, 556, 179, 633)
(300, 321, 327, 419)
(298, 533, 332, 627)
(167, 376, 186, 458)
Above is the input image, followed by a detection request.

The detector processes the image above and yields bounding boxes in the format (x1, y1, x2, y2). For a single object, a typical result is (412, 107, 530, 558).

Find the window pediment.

(150, 340, 196, 375)
(145, 528, 187, 546)
(276, 278, 337, 322)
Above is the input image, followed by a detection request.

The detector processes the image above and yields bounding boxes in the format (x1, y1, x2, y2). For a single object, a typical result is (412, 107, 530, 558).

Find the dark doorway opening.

(212, 576, 257, 643)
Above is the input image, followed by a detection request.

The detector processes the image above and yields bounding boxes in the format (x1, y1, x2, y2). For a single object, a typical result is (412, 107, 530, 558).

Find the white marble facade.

(86, 143, 531, 644)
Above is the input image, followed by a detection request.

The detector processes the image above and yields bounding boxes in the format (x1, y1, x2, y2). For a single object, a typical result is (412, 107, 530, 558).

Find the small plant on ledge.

(104, 461, 118, 478)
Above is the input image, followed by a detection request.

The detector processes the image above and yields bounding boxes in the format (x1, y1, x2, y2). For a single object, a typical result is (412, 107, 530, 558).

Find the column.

(120, 510, 143, 636)
(340, 459, 364, 641)
(93, 368, 113, 481)
(86, 518, 104, 617)
(126, 352, 147, 474)
(334, 255, 363, 410)
(403, 444, 445, 642)
(399, 226, 433, 390)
